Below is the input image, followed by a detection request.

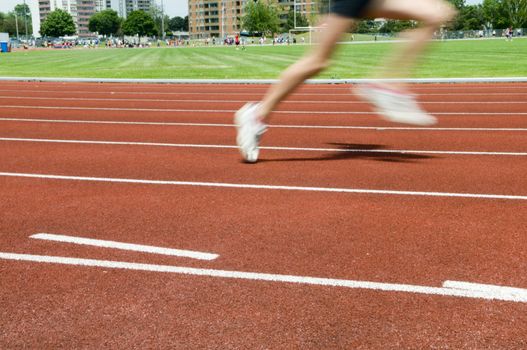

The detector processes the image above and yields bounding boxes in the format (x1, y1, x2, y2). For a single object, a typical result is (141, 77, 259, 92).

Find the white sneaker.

(356, 83, 437, 126)
(234, 103, 268, 163)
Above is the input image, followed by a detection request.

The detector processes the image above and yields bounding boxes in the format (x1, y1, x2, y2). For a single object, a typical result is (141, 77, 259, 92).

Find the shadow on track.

(259, 143, 435, 163)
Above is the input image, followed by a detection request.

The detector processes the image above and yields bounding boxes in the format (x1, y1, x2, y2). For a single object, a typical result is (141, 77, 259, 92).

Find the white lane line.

(2, 95, 527, 104)
(0, 118, 233, 128)
(1, 76, 527, 85)
(0, 252, 526, 303)
(2, 137, 527, 156)
(1, 172, 526, 200)
(30, 233, 218, 260)
(2, 117, 527, 132)
(0, 88, 526, 97)
(443, 281, 527, 300)
(1, 105, 527, 115)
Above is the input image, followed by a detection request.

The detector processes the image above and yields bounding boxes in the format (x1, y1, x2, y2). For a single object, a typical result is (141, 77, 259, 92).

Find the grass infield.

(0, 38, 525, 79)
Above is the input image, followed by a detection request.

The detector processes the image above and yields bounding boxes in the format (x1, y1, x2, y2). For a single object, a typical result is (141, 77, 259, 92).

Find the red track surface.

(1, 81, 527, 348)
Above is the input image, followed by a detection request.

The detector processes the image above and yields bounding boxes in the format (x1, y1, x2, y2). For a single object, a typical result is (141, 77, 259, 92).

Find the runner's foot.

(234, 103, 268, 163)
(356, 83, 437, 126)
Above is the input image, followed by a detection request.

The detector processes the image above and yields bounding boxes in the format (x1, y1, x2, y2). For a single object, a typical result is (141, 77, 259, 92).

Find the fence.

(434, 28, 525, 40)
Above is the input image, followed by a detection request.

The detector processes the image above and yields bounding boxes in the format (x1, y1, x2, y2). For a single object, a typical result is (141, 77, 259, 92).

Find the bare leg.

(258, 15, 355, 123)
(258, 0, 455, 121)
(234, 0, 456, 162)
(366, 0, 457, 83)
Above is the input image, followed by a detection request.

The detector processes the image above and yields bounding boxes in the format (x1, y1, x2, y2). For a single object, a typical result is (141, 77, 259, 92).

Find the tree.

(241, 0, 281, 36)
(447, 0, 466, 10)
(284, 9, 309, 31)
(1, 14, 18, 36)
(121, 10, 156, 37)
(460, 5, 484, 30)
(88, 9, 121, 36)
(169, 16, 186, 31)
(446, 0, 527, 30)
(481, 0, 503, 28)
(354, 20, 375, 34)
(0, 5, 33, 37)
(14, 3, 32, 35)
(502, 0, 527, 28)
(40, 9, 76, 37)
(148, 3, 169, 37)
(14, 4, 30, 21)
(379, 20, 417, 34)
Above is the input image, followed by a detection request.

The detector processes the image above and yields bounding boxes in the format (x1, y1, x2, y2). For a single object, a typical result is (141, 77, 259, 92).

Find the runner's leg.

(257, 15, 355, 123)
(365, 0, 456, 82)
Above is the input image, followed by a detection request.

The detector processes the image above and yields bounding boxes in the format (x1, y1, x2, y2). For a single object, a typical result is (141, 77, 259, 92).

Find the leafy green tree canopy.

(40, 9, 76, 37)
(121, 10, 156, 37)
(502, 0, 527, 28)
(0, 12, 15, 36)
(169, 16, 188, 31)
(242, 0, 281, 35)
(88, 9, 121, 36)
(448, 0, 527, 30)
(14, 3, 32, 34)
(14, 4, 30, 19)
(352, 0, 526, 34)
(379, 20, 417, 34)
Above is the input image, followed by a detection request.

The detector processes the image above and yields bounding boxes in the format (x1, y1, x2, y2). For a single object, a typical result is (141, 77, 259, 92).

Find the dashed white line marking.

(1, 137, 526, 156)
(1, 172, 526, 200)
(1, 252, 526, 303)
(30, 233, 218, 260)
(2, 117, 527, 132)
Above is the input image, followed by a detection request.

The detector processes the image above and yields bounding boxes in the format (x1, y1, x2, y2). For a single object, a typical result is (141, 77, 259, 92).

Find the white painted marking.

(0, 118, 232, 128)
(1, 75, 527, 84)
(443, 281, 527, 299)
(30, 233, 218, 260)
(1, 172, 526, 200)
(2, 117, 527, 132)
(0, 137, 235, 150)
(2, 105, 527, 115)
(1, 137, 526, 156)
(0, 88, 526, 97)
(2, 95, 527, 105)
(0, 252, 526, 303)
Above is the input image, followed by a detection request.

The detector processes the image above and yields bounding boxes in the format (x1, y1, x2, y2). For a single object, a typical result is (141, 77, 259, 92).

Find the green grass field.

(0, 38, 525, 79)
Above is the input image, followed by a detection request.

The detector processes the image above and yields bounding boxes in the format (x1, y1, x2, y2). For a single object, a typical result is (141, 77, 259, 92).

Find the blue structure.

(0, 33, 9, 53)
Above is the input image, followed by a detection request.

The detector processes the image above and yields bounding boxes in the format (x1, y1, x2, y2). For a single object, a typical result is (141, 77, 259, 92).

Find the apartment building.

(76, 0, 97, 36)
(188, 0, 243, 39)
(36, 0, 95, 36)
(125, 0, 153, 15)
(33, 0, 153, 37)
(188, 0, 319, 39)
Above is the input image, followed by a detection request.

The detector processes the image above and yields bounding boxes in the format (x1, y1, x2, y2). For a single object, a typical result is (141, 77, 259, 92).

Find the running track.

(1, 81, 526, 348)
